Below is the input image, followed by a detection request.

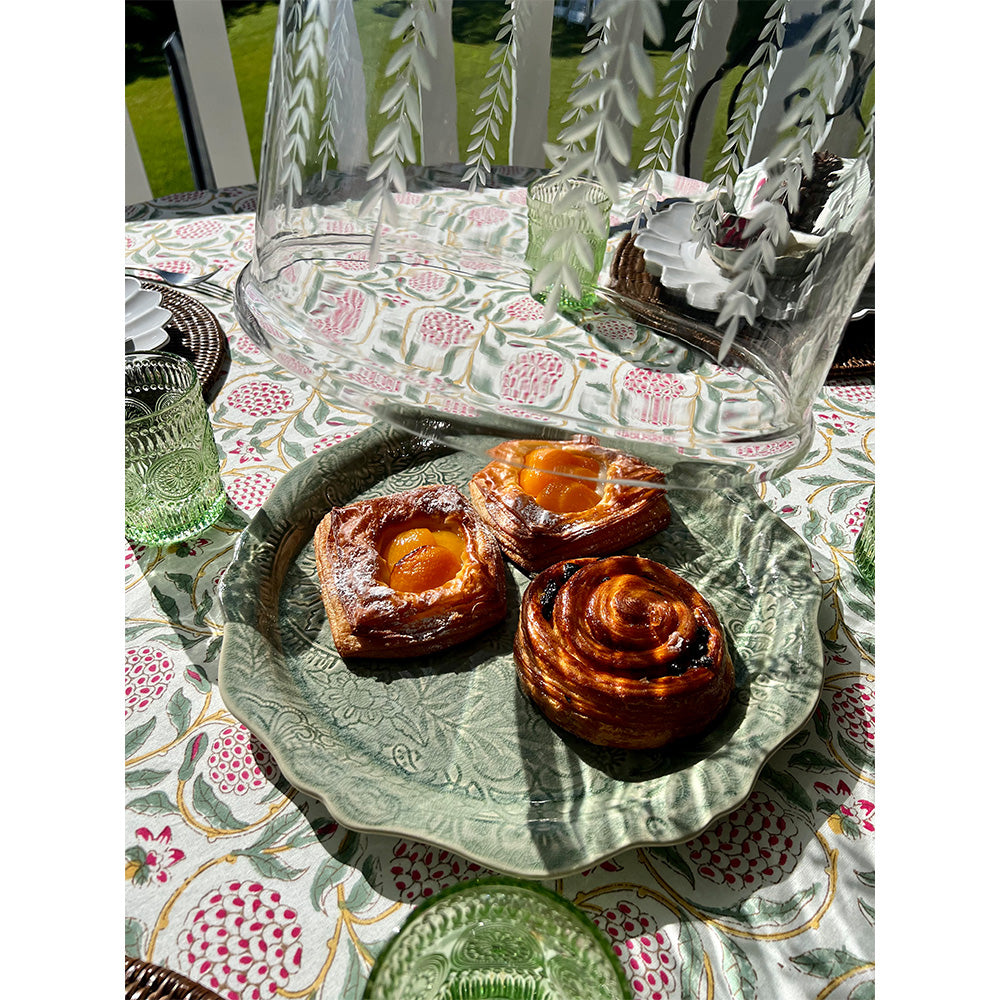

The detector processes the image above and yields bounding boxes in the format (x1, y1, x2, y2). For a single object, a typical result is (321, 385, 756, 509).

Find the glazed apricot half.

(518, 446, 604, 514)
(380, 526, 467, 592)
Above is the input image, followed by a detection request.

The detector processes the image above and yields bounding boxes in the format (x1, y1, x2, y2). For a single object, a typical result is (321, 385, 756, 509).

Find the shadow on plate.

(523, 629, 751, 784)
(278, 555, 522, 682)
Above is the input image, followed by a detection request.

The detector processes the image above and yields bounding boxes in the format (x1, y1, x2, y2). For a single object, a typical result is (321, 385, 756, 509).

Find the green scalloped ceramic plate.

(219, 423, 823, 877)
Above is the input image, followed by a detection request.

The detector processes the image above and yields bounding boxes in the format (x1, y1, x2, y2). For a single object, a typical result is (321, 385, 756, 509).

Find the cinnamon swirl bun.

(514, 555, 734, 748)
(468, 436, 671, 572)
(313, 484, 507, 658)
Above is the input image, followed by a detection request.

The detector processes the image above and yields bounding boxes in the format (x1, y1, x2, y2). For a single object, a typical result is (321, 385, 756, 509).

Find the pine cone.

(788, 151, 843, 233)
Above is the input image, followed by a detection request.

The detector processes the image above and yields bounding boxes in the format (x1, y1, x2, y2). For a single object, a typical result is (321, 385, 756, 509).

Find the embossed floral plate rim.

(218, 423, 823, 878)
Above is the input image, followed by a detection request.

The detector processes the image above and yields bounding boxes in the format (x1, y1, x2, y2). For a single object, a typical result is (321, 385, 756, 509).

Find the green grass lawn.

(128, 2, 700, 198)
(126, 2, 871, 200)
(128, 2, 280, 197)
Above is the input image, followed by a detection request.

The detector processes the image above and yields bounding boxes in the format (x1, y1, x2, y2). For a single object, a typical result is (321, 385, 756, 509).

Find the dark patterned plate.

(140, 282, 230, 402)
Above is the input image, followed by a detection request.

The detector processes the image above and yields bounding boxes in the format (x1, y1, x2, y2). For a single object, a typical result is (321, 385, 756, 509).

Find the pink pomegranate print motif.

(224, 381, 294, 418)
(594, 901, 677, 1000)
(389, 841, 483, 902)
(817, 410, 860, 434)
(828, 383, 874, 407)
(505, 296, 546, 322)
(126, 826, 185, 885)
(173, 219, 223, 240)
(227, 470, 278, 514)
(500, 350, 566, 405)
(125, 646, 174, 720)
(125, 540, 147, 571)
(334, 251, 377, 272)
(159, 190, 207, 205)
(393, 190, 421, 207)
(832, 680, 875, 754)
(403, 269, 448, 294)
(176, 880, 304, 1000)
(206, 724, 280, 796)
(460, 252, 503, 272)
(684, 790, 802, 889)
(310, 427, 361, 453)
(417, 309, 475, 348)
(321, 217, 364, 234)
(845, 495, 872, 536)
(311, 286, 367, 342)
(272, 350, 315, 382)
(622, 368, 685, 425)
(232, 333, 262, 358)
(352, 366, 401, 394)
(590, 317, 635, 343)
(440, 397, 479, 418)
(467, 205, 508, 226)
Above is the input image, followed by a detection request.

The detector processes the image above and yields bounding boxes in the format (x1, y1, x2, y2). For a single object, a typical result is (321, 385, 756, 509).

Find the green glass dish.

(363, 877, 630, 1000)
(125, 352, 227, 545)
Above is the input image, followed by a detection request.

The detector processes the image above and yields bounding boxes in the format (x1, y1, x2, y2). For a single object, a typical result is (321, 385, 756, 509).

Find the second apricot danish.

(468, 436, 671, 572)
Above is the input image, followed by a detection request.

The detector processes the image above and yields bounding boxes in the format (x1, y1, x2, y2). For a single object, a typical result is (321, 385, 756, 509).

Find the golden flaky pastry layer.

(313, 484, 507, 658)
(514, 555, 734, 749)
(468, 436, 671, 573)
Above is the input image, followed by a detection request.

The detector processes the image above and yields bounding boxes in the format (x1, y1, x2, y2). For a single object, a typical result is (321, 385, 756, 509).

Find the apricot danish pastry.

(468, 436, 671, 572)
(514, 555, 734, 748)
(313, 484, 507, 658)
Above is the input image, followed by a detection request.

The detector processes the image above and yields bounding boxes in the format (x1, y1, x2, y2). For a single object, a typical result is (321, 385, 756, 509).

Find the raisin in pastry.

(514, 555, 733, 748)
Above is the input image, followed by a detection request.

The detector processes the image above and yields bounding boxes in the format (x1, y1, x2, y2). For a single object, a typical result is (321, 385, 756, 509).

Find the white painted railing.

(126, 0, 873, 203)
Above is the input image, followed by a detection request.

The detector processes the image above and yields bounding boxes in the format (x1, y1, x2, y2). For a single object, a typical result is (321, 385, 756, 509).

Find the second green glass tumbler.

(526, 175, 611, 313)
(125, 352, 227, 546)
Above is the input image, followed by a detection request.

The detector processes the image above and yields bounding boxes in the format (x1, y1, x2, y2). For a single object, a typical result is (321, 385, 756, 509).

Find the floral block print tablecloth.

(125, 186, 874, 1000)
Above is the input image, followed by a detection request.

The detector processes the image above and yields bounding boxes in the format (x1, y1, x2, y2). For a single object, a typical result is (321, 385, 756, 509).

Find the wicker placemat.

(140, 282, 231, 402)
(608, 233, 874, 384)
(125, 957, 224, 1000)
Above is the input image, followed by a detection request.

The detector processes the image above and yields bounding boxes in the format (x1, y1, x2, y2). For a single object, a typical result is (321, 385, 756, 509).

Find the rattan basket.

(125, 957, 224, 1000)
(607, 233, 873, 384)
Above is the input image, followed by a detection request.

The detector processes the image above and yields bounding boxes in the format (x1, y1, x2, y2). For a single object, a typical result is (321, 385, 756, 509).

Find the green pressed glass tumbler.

(363, 876, 629, 1000)
(526, 175, 611, 313)
(125, 352, 227, 545)
(854, 491, 874, 590)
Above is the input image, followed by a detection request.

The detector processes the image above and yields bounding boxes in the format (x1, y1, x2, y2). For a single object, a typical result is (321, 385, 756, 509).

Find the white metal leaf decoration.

(462, 0, 522, 192)
(712, 0, 871, 363)
(319, 0, 369, 177)
(360, 0, 436, 259)
(276, 0, 323, 209)
(535, 0, 664, 321)
(625, 0, 714, 230)
(692, 0, 789, 251)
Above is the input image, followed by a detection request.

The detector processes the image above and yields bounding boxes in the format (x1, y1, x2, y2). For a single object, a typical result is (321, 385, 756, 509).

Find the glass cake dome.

(234, 0, 875, 490)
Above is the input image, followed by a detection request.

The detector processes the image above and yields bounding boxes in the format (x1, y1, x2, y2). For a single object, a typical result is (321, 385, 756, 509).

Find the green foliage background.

(125, 1, 868, 200)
